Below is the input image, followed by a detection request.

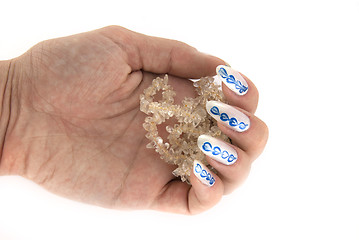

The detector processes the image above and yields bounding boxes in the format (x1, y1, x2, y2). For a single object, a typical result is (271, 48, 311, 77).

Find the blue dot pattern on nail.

(202, 142, 237, 163)
(218, 67, 248, 94)
(195, 163, 215, 186)
(210, 106, 248, 130)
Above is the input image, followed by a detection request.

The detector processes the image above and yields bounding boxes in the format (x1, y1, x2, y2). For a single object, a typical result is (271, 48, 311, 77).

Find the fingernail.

(193, 160, 215, 187)
(206, 100, 250, 132)
(197, 135, 238, 165)
(216, 65, 248, 95)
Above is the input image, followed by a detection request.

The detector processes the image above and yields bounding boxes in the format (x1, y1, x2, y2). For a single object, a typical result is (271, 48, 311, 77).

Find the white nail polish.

(216, 65, 248, 96)
(197, 135, 238, 165)
(193, 160, 215, 187)
(206, 100, 250, 132)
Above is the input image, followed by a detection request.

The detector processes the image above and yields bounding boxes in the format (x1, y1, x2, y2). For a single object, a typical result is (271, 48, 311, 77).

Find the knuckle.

(252, 118, 269, 157)
(256, 118, 269, 147)
(102, 25, 123, 32)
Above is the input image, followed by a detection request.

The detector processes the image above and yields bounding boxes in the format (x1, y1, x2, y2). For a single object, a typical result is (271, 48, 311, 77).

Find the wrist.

(0, 60, 15, 175)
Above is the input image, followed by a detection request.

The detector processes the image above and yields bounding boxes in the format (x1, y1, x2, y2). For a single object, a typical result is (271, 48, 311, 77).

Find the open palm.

(4, 26, 225, 214)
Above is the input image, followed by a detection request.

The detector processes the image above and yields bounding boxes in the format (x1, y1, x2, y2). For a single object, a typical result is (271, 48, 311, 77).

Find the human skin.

(0, 26, 268, 214)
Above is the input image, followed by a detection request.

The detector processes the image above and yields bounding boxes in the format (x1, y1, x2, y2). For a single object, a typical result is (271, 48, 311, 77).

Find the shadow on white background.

(1, 0, 358, 239)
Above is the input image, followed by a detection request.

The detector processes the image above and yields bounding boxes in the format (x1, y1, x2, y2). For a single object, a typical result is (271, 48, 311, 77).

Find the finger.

(214, 114, 268, 193)
(218, 112, 268, 160)
(206, 101, 269, 159)
(202, 101, 268, 194)
(99, 25, 225, 79)
(188, 161, 223, 214)
(198, 134, 252, 194)
(150, 161, 224, 215)
(216, 65, 259, 114)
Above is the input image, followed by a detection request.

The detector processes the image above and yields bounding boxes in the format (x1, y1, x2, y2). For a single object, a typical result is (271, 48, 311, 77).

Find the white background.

(1, 0, 359, 239)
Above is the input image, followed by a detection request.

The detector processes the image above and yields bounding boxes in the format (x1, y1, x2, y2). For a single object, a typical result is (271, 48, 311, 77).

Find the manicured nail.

(206, 100, 250, 132)
(193, 160, 215, 187)
(216, 65, 248, 96)
(197, 135, 238, 165)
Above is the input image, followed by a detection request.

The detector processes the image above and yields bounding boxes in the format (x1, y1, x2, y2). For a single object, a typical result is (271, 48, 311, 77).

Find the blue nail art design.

(221, 150, 229, 159)
(218, 67, 248, 94)
(229, 117, 238, 127)
(212, 146, 221, 155)
(210, 106, 220, 115)
(195, 163, 215, 186)
(228, 155, 236, 162)
(202, 142, 212, 151)
(210, 106, 248, 130)
(202, 142, 237, 163)
(220, 113, 229, 121)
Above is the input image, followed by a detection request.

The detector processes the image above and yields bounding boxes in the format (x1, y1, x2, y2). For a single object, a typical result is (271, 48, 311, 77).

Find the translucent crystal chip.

(155, 137, 163, 144)
(139, 74, 228, 184)
(146, 142, 156, 149)
(166, 126, 173, 133)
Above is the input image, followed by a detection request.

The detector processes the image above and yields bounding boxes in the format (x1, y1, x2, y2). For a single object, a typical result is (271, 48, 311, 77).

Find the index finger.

(100, 26, 225, 78)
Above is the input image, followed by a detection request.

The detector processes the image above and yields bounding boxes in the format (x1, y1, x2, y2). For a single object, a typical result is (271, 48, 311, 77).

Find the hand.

(0, 26, 268, 214)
